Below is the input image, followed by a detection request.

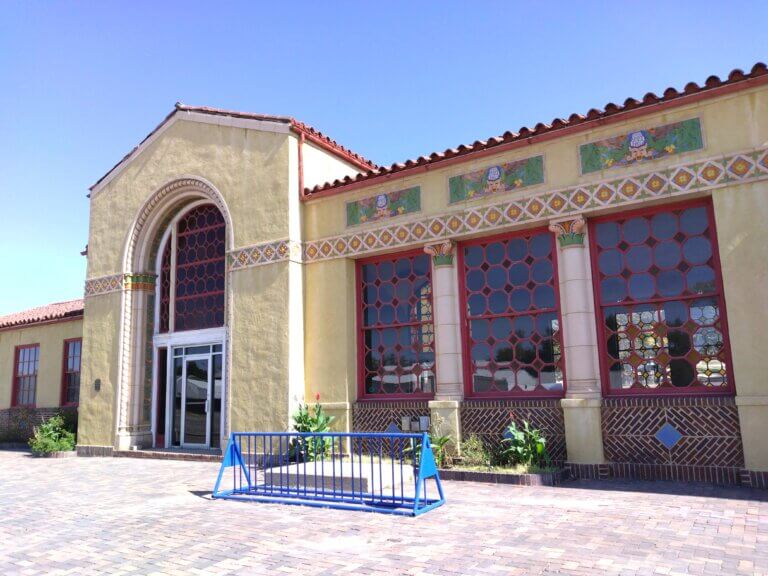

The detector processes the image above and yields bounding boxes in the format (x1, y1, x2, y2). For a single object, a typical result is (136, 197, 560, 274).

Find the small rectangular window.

(13, 344, 40, 407)
(61, 339, 82, 406)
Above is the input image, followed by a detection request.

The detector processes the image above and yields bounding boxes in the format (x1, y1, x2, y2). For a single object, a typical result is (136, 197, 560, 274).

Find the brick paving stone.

(1, 450, 768, 575)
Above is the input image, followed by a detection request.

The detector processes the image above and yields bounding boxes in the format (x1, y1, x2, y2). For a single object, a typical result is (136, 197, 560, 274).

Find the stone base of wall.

(461, 399, 566, 463)
(0, 407, 78, 442)
(76, 445, 114, 457)
(739, 470, 768, 489)
(567, 461, 742, 485)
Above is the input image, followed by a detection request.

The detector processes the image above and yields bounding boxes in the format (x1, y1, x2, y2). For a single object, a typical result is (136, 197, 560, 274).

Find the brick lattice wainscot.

(601, 396, 744, 484)
(460, 399, 566, 463)
(0, 407, 78, 443)
(352, 401, 431, 433)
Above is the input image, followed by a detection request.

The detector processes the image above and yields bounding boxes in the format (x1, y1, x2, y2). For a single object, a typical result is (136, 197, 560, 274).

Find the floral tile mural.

(346, 186, 421, 227)
(449, 155, 544, 204)
(580, 118, 703, 174)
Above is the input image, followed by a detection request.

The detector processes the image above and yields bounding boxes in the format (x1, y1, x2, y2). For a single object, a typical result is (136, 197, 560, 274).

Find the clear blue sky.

(0, 1, 765, 315)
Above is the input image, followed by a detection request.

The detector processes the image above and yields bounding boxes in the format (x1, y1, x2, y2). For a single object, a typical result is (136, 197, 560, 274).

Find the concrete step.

(114, 449, 223, 462)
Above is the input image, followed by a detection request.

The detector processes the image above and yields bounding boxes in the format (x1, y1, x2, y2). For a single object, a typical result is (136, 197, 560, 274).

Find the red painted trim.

(587, 197, 736, 397)
(355, 248, 436, 401)
(60, 338, 82, 407)
(11, 343, 40, 408)
(457, 226, 567, 400)
(302, 74, 768, 201)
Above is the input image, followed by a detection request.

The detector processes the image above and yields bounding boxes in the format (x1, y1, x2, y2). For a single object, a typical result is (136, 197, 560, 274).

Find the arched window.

(158, 204, 226, 333)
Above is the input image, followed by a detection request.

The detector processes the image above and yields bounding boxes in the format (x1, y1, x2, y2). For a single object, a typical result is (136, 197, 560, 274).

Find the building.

(2, 62, 768, 486)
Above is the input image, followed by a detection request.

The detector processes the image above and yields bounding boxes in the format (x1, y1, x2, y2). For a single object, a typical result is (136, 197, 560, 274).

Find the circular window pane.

(680, 206, 708, 235)
(470, 319, 489, 341)
(466, 270, 484, 292)
(486, 242, 505, 265)
(687, 265, 716, 294)
(533, 285, 555, 309)
(623, 217, 650, 244)
(628, 274, 654, 300)
(601, 277, 627, 303)
(626, 245, 652, 272)
(468, 294, 487, 316)
(682, 236, 712, 265)
(378, 261, 394, 281)
(669, 359, 695, 387)
(395, 279, 413, 301)
(488, 291, 508, 314)
(598, 249, 623, 276)
(509, 263, 529, 286)
(471, 342, 491, 363)
(514, 315, 534, 339)
(531, 260, 554, 283)
(510, 289, 531, 312)
(491, 317, 512, 340)
(657, 270, 684, 297)
(379, 305, 395, 324)
(596, 222, 620, 248)
(464, 246, 483, 268)
(487, 266, 507, 289)
(662, 301, 688, 327)
(378, 282, 395, 302)
(395, 258, 411, 278)
(507, 238, 527, 261)
(412, 254, 430, 277)
(529, 233, 552, 258)
(651, 212, 677, 240)
(654, 241, 682, 269)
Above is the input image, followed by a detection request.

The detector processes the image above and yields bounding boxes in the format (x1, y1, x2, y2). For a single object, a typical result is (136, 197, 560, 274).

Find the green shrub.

(460, 434, 490, 468)
(28, 415, 76, 454)
(498, 420, 550, 467)
(291, 394, 335, 461)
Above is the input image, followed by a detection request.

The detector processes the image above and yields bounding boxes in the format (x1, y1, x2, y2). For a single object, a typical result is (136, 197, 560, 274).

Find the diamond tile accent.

(655, 423, 683, 449)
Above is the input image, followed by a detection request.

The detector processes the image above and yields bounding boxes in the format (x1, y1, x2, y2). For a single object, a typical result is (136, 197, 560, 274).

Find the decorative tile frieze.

(228, 239, 301, 271)
(346, 186, 420, 227)
(84, 274, 124, 297)
(449, 155, 544, 203)
(580, 117, 703, 174)
(302, 146, 768, 263)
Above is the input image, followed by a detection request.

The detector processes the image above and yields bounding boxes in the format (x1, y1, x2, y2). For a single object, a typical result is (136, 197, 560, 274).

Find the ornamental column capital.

(124, 272, 158, 292)
(424, 239, 455, 267)
(549, 216, 586, 248)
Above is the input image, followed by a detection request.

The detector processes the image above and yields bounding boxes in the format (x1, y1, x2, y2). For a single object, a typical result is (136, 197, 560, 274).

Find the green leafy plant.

(406, 414, 453, 469)
(499, 420, 550, 467)
(291, 394, 335, 461)
(28, 415, 76, 454)
(459, 434, 491, 468)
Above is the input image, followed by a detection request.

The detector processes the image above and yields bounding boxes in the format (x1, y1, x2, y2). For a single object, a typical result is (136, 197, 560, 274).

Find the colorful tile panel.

(449, 155, 544, 203)
(580, 118, 703, 174)
(228, 239, 300, 271)
(346, 186, 420, 227)
(84, 274, 123, 297)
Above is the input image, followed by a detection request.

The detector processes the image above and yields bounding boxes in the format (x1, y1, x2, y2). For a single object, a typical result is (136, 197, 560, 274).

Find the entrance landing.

(114, 447, 222, 462)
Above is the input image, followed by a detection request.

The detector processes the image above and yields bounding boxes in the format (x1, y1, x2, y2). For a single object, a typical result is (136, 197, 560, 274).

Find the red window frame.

(60, 338, 82, 407)
(588, 198, 735, 397)
(356, 248, 436, 400)
(12, 344, 40, 407)
(458, 227, 567, 399)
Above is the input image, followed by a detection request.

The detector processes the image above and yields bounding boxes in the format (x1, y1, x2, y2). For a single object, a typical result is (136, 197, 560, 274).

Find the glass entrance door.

(182, 356, 210, 447)
(167, 343, 224, 450)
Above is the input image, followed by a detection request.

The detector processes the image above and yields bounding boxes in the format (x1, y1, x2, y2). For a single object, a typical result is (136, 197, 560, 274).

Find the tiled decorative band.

(460, 398, 566, 462)
(303, 146, 768, 262)
(228, 239, 301, 271)
(84, 274, 124, 297)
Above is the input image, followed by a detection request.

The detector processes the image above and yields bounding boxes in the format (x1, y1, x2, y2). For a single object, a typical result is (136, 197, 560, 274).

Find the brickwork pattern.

(352, 400, 430, 433)
(602, 396, 744, 467)
(0, 407, 77, 443)
(2, 452, 768, 575)
(460, 399, 566, 462)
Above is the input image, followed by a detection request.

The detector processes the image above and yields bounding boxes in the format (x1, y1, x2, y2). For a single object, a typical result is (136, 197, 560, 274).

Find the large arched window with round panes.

(458, 229, 565, 397)
(158, 204, 226, 333)
(589, 200, 734, 395)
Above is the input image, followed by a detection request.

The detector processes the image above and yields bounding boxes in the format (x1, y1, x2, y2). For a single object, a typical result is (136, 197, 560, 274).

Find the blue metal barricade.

(212, 431, 445, 516)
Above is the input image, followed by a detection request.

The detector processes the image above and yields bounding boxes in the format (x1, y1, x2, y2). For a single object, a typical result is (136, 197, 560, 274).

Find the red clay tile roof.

(0, 299, 84, 331)
(304, 62, 768, 198)
(90, 103, 377, 192)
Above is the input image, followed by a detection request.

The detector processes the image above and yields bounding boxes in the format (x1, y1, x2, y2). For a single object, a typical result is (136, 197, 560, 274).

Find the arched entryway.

(116, 178, 233, 451)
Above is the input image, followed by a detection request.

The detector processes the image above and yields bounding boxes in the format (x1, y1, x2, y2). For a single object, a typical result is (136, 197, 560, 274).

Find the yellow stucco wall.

(0, 319, 83, 410)
(712, 181, 768, 469)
